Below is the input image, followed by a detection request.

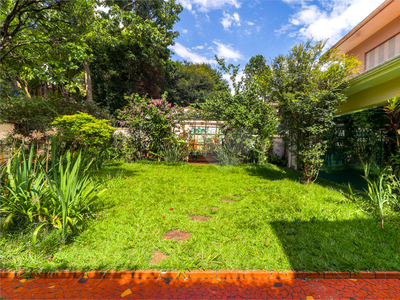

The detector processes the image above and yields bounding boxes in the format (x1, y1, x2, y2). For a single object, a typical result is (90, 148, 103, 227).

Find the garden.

(1, 1, 399, 274)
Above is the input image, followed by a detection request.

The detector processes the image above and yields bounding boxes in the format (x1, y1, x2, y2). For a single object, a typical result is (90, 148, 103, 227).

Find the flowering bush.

(116, 109, 129, 127)
(119, 93, 184, 160)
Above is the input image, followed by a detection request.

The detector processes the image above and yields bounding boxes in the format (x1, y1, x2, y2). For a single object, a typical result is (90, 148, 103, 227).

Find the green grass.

(1, 162, 399, 272)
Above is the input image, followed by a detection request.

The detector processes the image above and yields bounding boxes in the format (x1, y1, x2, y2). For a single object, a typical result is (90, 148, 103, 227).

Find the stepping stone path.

(150, 251, 169, 265)
(163, 230, 191, 241)
(188, 215, 212, 221)
(221, 198, 236, 202)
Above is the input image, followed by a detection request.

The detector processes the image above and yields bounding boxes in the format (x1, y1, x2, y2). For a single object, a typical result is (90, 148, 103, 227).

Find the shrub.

(121, 93, 184, 161)
(52, 112, 115, 149)
(162, 143, 185, 164)
(0, 94, 113, 134)
(0, 143, 105, 242)
(215, 137, 240, 166)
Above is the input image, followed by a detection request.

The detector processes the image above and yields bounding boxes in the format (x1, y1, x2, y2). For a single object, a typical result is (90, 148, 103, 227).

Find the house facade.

(333, 0, 400, 115)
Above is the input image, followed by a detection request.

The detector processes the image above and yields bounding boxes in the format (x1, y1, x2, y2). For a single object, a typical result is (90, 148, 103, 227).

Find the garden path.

(1, 277, 399, 299)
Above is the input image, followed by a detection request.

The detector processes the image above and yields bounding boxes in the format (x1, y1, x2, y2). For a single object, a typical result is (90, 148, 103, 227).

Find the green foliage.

(122, 93, 184, 160)
(364, 169, 392, 229)
(200, 56, 277, 164)
(215, 137, 239, 166)
(1, 0, 94, 96)
(0, 143, 103, 242)
(0, 144, 47, 231)
(165, 61, 229, 106)
(43, 150, 106, 240)
(267, 40, 360, 184)
(2, 162, 400, 272)
(52, 112, 115, 148)
(243, 55, 269, 99)
(88, 0, 182, 110)
(162, 143, 185, 164)
(0, 94, 108, 133)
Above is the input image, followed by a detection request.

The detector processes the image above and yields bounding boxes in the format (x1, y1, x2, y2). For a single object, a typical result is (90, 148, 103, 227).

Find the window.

(365, 32, 400, 70)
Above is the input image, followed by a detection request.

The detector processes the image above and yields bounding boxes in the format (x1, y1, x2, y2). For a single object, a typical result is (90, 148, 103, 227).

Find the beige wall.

(348, 15, 400, 72)
(0, 123, 14, 140)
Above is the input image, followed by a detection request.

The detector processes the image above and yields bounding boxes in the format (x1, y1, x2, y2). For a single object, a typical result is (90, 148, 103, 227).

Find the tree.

(267, 40, 360, 184)
(243, 55, 269, 101)
(200, 57, 277, 163)
(1, 0, 94, 96)
(165, 61, 229, 106)
(87, 0, 182, 111)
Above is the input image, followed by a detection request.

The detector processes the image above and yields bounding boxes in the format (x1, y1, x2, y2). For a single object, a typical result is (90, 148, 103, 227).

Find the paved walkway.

(1, 277, 400, 299)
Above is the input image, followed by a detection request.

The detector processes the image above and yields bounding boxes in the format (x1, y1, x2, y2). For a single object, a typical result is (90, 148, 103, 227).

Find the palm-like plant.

(42, 150, 106, 241)
(0, 144, 47, 230)
(380, 95, 400, 152)
(364, 168, 391, 229)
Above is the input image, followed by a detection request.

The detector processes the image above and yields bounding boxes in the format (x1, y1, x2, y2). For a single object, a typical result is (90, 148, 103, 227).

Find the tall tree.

(1, 0, 95, 97)
(267, 40, 360, 184)
(165, 61, 229, 107)
(200, 57, 277, 163)
(88, 0, 182, 111)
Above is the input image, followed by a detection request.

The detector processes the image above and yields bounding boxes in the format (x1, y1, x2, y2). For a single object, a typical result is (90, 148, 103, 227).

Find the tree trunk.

(84, 61, 93, 102)
(16, 77, 31, 97)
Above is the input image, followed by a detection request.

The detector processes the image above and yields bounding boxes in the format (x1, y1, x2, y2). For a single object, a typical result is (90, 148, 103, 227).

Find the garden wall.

(0, 123, 15, 163)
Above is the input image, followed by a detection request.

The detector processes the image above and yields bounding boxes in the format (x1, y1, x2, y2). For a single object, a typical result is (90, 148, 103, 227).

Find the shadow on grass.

(318, 165, 379, 191)
(270, 218, 400, 271)
(243, 164, 302, 182)
(243, 163, 357, 195)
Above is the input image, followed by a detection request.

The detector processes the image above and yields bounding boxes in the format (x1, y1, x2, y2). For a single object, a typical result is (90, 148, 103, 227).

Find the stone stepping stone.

(221, 198, 236, 202)
(150, 251, 169, 265)
(246, 190, 251, 192)
(233, 194, 240, 197)
(188, 215, 212, 221)
(163, 230, 191, 241)
(207, 207, 219, 210)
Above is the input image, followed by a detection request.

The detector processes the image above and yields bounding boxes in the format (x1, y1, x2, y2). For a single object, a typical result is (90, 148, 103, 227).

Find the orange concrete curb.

(2, 270, 400, 279)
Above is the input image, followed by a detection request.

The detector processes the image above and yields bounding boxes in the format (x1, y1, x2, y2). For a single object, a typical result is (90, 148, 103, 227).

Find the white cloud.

(247, 21, 255, 25)
(221, 11, 241, 30)
(170, 43, 214, 64)
(178, 0, 241, 13)
(192, 45, 204, 50)
(213, 41, 244, 61)
(275, 23, 294, 36)
(279, 0, 384, 46)
(182, 29, 188, 34)
(281, 0, 310, 4)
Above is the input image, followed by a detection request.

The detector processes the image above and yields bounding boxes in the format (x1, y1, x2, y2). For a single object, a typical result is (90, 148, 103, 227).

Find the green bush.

(0, 143, 105, 242)
(162, 143, 185, 164)
(52, 112, 115, 148)
(0, 94, 114, 134)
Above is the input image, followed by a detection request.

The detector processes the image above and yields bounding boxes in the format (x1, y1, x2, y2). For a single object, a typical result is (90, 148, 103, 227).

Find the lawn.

(1, 162, 399, 272)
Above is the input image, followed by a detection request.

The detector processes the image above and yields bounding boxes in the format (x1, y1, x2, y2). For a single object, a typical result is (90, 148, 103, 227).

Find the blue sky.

(170, 0, 385, 70)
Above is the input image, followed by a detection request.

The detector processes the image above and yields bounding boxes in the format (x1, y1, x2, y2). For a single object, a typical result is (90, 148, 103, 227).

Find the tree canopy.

(88, 0, 182, 111)
(165, 61, 229, 107)
(266, 40, 360, 184)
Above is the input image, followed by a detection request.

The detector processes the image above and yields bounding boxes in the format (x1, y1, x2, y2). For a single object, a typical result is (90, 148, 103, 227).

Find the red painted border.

(1, 270, 400, 279)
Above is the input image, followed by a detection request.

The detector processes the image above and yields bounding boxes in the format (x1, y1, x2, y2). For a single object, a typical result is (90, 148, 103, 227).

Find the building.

(333, 0, 400, 115)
